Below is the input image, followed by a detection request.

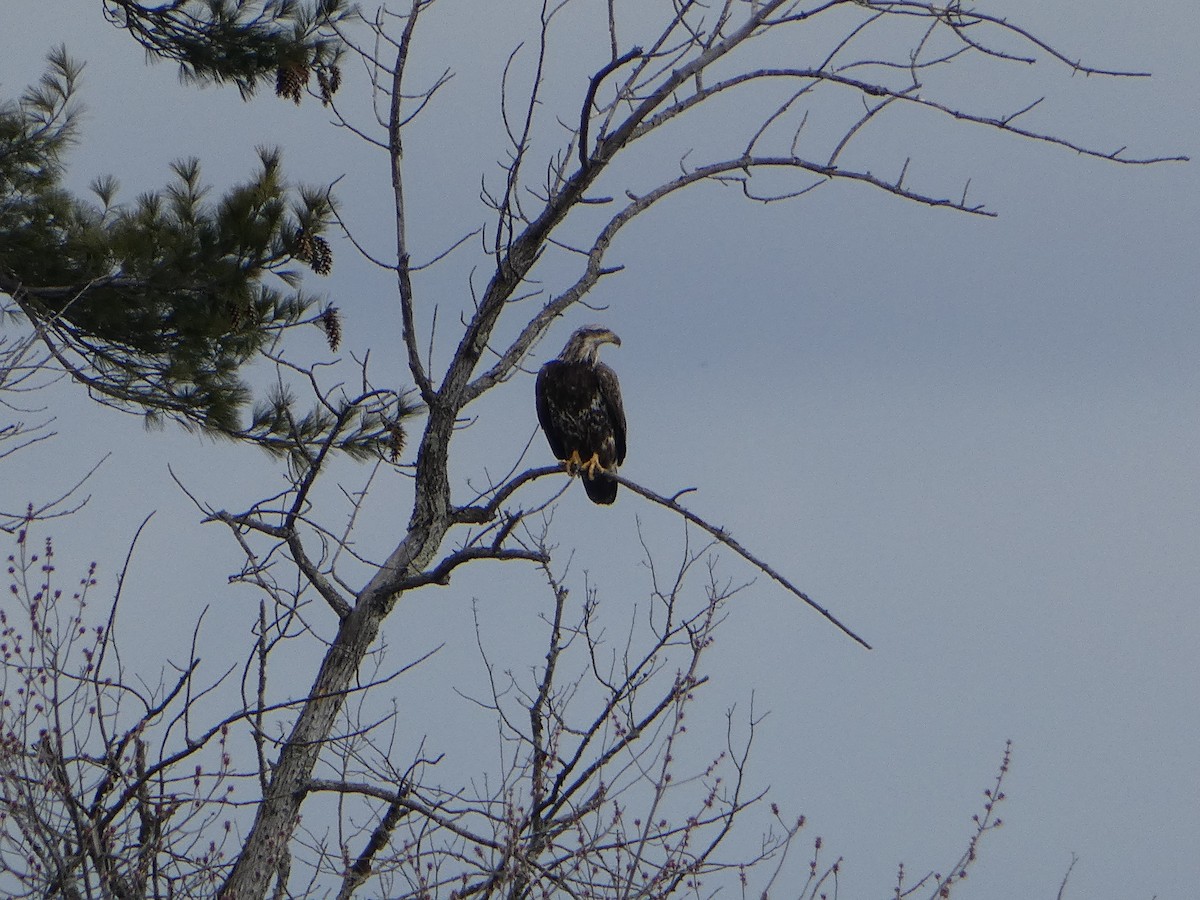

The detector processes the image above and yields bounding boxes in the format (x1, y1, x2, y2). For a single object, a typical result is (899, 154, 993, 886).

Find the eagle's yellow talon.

(562, 449, 584, 475)
(580, 452, 603, 480)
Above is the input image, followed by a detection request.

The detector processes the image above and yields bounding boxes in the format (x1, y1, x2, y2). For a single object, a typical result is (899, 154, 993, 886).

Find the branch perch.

(616, 474, 873, 650)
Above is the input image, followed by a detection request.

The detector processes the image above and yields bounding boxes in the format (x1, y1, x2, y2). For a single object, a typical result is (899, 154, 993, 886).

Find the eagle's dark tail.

(583, 472, 618, 505)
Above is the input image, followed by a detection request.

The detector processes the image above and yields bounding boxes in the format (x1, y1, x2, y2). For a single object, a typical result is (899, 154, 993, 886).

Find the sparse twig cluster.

(0, 521, 240, 897)
(892, 740, 1012, 900)
(228, 526, 819, 900)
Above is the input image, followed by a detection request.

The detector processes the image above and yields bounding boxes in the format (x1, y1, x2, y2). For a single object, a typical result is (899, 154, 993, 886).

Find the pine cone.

(310, 236, 332, 276)
(386, 420, 405, 462)
(319, 306, 341, 351)
(275, 63, 309, 105)
(317, 64, 342, 107)
(295, 229, 333, 276)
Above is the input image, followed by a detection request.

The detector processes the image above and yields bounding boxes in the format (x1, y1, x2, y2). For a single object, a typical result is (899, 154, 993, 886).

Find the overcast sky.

(4, 1, 1199, 897)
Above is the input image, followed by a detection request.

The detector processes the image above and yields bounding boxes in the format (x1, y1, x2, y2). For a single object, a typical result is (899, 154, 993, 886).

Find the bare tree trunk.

(220, 429, 454, 897)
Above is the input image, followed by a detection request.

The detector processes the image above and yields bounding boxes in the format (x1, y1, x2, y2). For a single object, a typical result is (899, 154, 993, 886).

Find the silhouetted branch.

(616, 474, 873, 649)
(579, 45, 643, 172)
(1056, 852, 1080, 900)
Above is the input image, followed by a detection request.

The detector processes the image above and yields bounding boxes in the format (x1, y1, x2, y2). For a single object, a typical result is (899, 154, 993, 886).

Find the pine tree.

(1, 18, 412, 461)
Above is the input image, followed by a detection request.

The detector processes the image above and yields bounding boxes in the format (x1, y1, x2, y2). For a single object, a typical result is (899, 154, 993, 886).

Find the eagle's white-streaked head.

(558, 326, 621, 365)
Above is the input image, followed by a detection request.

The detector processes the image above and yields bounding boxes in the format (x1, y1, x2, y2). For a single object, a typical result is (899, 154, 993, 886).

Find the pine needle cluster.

(102, 0, 351, 103)
(0, 47, 413, 461)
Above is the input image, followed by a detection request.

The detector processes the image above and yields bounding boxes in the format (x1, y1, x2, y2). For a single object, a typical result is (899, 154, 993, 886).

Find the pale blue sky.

(3, 2, 1198, 897)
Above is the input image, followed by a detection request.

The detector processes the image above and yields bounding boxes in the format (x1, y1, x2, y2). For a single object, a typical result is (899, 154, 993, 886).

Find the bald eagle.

(536, 326, 626, 504)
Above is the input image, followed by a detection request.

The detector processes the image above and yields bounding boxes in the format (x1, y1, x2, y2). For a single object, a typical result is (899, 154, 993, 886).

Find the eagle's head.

(559, 326, 621, 365)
